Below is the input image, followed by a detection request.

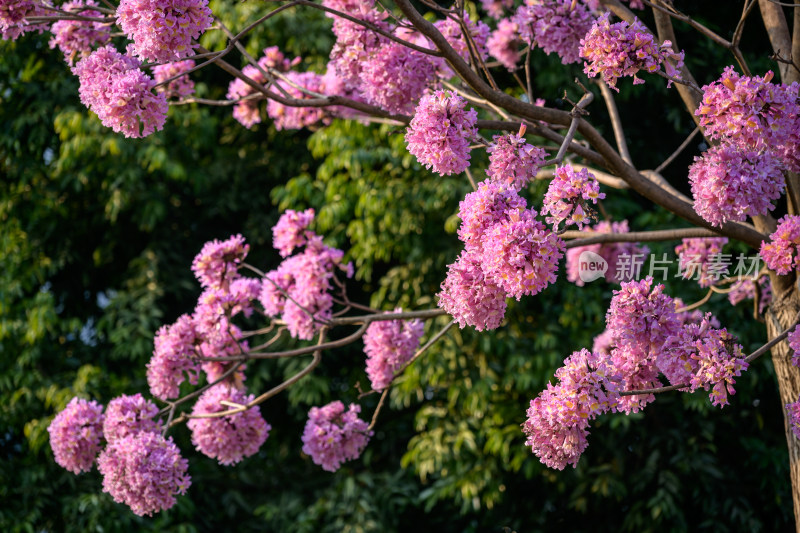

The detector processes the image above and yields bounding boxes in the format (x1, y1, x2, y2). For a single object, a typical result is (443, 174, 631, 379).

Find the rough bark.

(766, 287, 800, 530)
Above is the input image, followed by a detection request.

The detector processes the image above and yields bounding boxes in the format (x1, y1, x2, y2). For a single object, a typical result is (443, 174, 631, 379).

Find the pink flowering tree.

(8, 0, 800, 525)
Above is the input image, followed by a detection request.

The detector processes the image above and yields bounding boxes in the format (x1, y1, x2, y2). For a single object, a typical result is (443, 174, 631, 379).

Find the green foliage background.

(0, 2, 794, 531)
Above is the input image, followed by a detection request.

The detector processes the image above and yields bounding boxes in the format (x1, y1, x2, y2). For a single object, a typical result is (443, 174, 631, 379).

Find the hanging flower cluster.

(153, 60, 197, 100)
(363, 311, 425, 391)
(405, 90, 478, 176)
(512, 0, 595, 65)
(72, 45, 168, 138)
(542, 165, 605, 230)
(525, 279, 749, 469)
(580, 13, 684, 91)
(761, 215, 800, 275)
(48, 0, 110, 65)
(301, 401, 372, 472)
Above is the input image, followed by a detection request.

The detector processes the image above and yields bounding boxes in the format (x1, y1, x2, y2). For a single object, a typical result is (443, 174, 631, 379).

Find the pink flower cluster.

(0, 0, 46, 41)
(433, 15, 490, 77)
(329, 6, 390, 89)
(405, 90, 478, 176)
(147, 314, 202, 400)
(266, 71, 327, 130)
(103, 394, 160, 442)
(659, 314, 748, 406)
(696, 68, 800, 160)
(437, 250, 508, 331)
(116, 0, 212, 62)
(580, 13, 685, 91)
(48, 0, 110, 65)
(363, 311, 425, 391)
(97, 431, 191, 516)
(191, 234, 249, 290)
(359, 40, 436, 114)
(47, 397, 105, 474)
(187, 384, 270, 465)
(688, 144, 784, 227)
(542, 165, 605, 230)
(72, 45, 168, 138)
(486, 128, 547, 189)
(260, 210, 352, 340)
(153, 60, 196, 100)
(727, 276, 771, 313)
(522, 349, 620, 470)
(226, 48, 301, 129)
(487, 18, 521, 71)
(301, 401, 372, 472)
(440, 178, 563, 328)
(527, 279, 751, 470)
(566, 220, 649, 285)
(481, 0, 514, 19)
(606, 278, 679, 413)
(513, 0, 595, 64)
(273, 208, 315, 258)
(674, 237, 729, 288)
(761, 215, 800, 275)
(689, 67, 799, 225)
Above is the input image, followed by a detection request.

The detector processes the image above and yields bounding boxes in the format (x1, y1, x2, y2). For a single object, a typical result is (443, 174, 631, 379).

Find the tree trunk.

(765, 287, 800, 530)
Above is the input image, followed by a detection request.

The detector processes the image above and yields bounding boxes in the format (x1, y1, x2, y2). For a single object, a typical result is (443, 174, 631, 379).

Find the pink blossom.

(542, 165, 605, 230)
(761, 215, 800, 275)
(266, 71, 328, 131)
(97, 432, 190, 516)
(359, 41, 436, 114)
(153, 60, 196, 99)
(187, 384, 270, 465)
(674, 237, 729, 288)
(523, 349, 620, 470)
(191, 234, 249, 290)
(659, 312, 747, 407)
(0, 0, 46, 41)
(273, 208, 315, 258)
(696, 67, 800, 153)
(481, 0, 514, 19)
(437, 249, 507, 331)
(259, 235, 351, 340)
(363, 311, 425, 391)
(47, 397, 105, 474)
(329, 10, 391, 88)
(581, 13, 684, 91)
(117, 0, 212, 62)
(405, 90, 478, 176)
(103, 394, 160, 442)
(48, 0, 110, 65)
(432, 15, 490, 77)
(72, 45, 168, 138)
(480, 208, 564, 300)
(606, 278, 680, 413)
(487, 18, 522, 71)
(513, 0, 595, 65)
(565, 220, 649, 285)
(227, 65, 265, 128)
(301, 401, 372, 472)
(457, 179, 526, 246)
(147, 314, 202, 401)
(689, 144, 784, 227)
(727, 277, 771, 313)
(486, 128, 547, 189)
